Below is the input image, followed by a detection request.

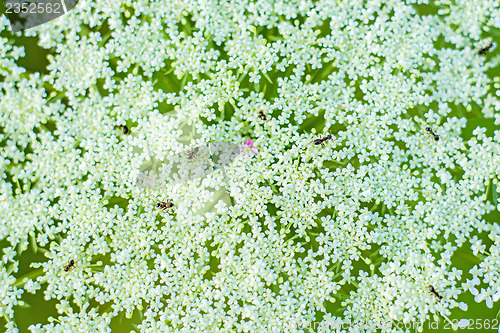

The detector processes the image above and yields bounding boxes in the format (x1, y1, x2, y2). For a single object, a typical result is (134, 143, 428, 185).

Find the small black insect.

(156, 201, 174, 211)
(429, 285, 443, 300)
(115, 125, 129, 134)
(478, 42, 493, 55)
(312, 134, 333, 146)
(258, 111, 267, 121)
(187, 147, 200, 160)
(425, 127, 439, 141)
(64, 259, 75, 272)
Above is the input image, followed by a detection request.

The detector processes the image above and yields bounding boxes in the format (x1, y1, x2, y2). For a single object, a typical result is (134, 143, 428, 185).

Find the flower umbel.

(1, 0, 500, 332)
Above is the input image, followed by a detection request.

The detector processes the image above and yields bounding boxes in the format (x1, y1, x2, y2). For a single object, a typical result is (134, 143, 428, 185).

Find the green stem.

(3, 315, 11, 324)
(254, 82, 260, 93)
(46, 92, 65, 103)
(229, 195, 236, 207)
(373, 256, 385, 266)
(15, 179, 22, 192)
(267, 35, 283, 41)
(263, 72, 273, 84)
(102, 303, 115, 314)
(492, 181, 498, 205)
(331, 292, 349, 299)
(179, 72, 188, 91)
(485, 178, 492, 201)
(327, 262, 340, 272)
(29, 232, 37, 254)
(294, 158, 300, 171)
(211, 243, 222, 257)
(182, 19, 192, 36)
(219, 102, 225, 120)
(99, 31, 113, 47)
(137, 205, 144, 216)
(266, 179, 279, 193)
(13, 267, 44, 287)
(100, 195, 112, 204)
(87, 262, 103, 267)
(370, 201, 379, 212)
(159, 73, 179, 93)
(443, 315, 457, 330)
(320, 62, 336, 79)
(237, 71, 247, 83)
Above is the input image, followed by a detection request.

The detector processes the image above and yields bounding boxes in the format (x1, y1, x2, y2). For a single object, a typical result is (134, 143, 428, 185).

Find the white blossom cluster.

(1, 0, 500, 332)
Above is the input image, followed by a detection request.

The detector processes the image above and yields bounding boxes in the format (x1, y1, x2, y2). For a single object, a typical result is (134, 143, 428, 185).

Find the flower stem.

(263, 72, 273, 84)
(13, 267, 45, 287)
(442, 315, 457, 330)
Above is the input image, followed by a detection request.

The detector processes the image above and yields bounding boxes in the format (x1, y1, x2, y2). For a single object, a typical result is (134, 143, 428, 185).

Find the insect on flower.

(429, 285, 443, 300)
(156, 201, 174, 211)
(64, 259, 75, 272)
(187, 146, 200, 160)
(425, 127, 439, 141)
(478, 42, 493, 55)
(312, 134, 333, 146)
(115, 125, 129, 134)
(258, 110, 267, 121)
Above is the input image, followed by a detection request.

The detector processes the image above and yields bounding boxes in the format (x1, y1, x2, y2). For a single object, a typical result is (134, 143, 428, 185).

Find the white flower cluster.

(1, 0, 500, 332)
(0, 251, 24, 327)
(466, 211, 500, 309)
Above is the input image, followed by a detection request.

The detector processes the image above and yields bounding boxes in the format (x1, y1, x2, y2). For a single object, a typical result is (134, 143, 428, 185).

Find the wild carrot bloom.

(1, 1, 500, 332)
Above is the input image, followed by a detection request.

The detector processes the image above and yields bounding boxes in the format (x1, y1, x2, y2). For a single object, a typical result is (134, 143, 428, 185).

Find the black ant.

(425, 127, 439, 141)
(312, 134, 333, 146)
(478, 42, 493, 55)
(187, 146, 199, 160)
(258, 111, 267, 121)
(64, 259, 75, 272)
(115, 125, 129, 134)
(429, 285, 443, 300)
(156, 201, 174, 211)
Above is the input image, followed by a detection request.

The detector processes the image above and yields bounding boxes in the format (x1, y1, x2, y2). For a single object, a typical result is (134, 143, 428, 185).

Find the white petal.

(458, 319, 469, 328)
(458, 302, 468, 311)
(486, 297, 493, 308)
